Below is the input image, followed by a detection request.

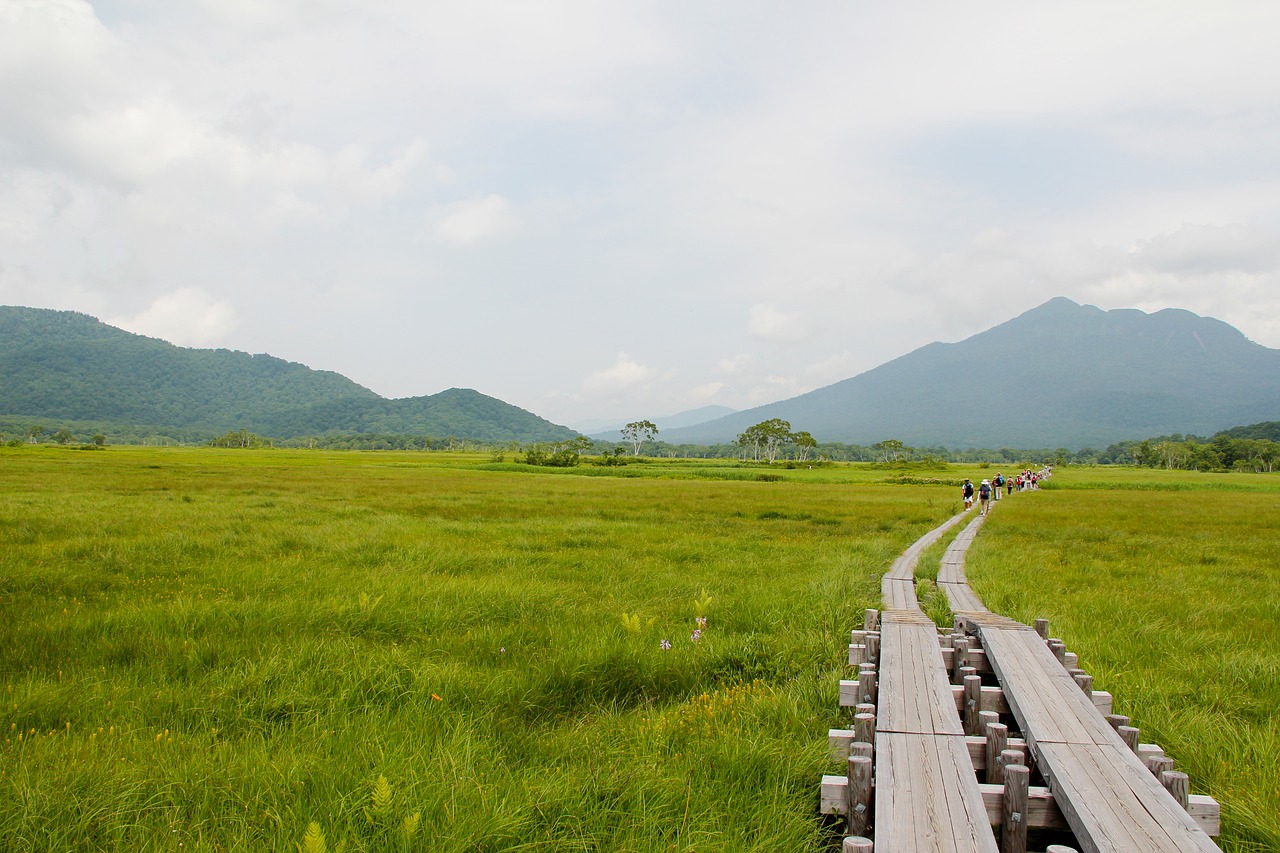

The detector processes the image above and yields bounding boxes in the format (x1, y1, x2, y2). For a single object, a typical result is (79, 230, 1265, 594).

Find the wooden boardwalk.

(823, 501, 1221, 852)
(869, 511, 1000, 852)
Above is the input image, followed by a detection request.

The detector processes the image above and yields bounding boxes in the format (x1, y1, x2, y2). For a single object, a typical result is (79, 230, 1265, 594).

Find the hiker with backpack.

(978, 479, 992, 515)
(962, 478, 975, 509)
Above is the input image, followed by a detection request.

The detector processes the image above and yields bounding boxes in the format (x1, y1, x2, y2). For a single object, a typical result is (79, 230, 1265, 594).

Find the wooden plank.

(879, 614, 963, 736)
(941, 581, 988, 614)
(884, 511, 970, 582)
(883, 576, 918, 610)
(1036, 742, 1220, 852)
(875, 732, 1000, 852)
(822, 776, 1220, 837)
(978, 626, 1114, 748)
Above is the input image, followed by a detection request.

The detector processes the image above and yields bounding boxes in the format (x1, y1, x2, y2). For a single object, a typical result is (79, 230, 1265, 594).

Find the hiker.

(978, 479, 992, 515)
(992, 473, 1003, 500)
(961, 478, 974, 509)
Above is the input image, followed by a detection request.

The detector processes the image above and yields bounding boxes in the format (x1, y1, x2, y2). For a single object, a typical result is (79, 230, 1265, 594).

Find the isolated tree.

(791, 430, 817, 463)
(873, 438, 906, 462)
(737, 418, 793, 463)
(621, 420, 659, 456)
(93, 434, 106, 447)
(53, 428, 74, 445)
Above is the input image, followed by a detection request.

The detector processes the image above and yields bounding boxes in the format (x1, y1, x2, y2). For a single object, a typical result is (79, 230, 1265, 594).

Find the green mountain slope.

(0, 307, 574, 443)
(664, 298, 1280, 448)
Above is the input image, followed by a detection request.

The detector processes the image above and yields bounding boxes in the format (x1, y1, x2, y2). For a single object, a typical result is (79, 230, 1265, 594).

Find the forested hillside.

(0, 307, 574, 444)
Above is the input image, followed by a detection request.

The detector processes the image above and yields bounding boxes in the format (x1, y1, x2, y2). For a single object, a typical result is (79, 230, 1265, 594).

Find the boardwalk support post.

(1161, 770, 1191, 811)
(963, 674, 983, 735)
(1000, 763, 1030, 853)
(842, 837, 874, 853)
(846, 755, 873, 836)
(985, 722, 1009, 784)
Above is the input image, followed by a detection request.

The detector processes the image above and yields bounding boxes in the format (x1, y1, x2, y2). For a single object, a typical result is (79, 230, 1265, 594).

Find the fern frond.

(298, 822, 326, 853)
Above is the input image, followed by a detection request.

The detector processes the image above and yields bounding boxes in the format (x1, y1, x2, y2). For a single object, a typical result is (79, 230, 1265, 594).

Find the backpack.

(979, 484, 990, 499)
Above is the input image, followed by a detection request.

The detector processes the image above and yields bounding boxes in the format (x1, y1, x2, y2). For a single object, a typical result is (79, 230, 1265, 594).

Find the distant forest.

(4, 417, 1277, 473)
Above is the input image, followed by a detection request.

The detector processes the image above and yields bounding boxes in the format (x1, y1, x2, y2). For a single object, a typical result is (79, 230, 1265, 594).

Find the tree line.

(5, 415, 1278, 473)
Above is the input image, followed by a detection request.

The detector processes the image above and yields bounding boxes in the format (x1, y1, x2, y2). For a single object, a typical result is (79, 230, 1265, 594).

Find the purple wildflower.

(660, 639, 672, 651)
(691, 629, 702, 643)
(696, 616, 708, 629)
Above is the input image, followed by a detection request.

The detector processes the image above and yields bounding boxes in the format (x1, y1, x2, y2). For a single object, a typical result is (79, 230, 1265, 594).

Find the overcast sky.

(4, 1, 1280, 428)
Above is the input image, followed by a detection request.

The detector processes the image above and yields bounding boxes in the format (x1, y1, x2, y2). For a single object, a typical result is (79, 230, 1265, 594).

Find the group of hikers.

(960, 468, 1051, 515)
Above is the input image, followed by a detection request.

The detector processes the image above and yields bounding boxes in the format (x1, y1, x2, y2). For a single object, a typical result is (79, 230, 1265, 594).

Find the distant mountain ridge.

(663, 298, 1280, 449)
(583, 405, 738, 441)
(0, 306, 575, 443)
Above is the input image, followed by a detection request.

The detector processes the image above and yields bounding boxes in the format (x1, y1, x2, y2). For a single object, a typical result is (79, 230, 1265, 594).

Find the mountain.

(0, 306, 575, 443)
(662, 298, 1280, 449)
(582, 405, 739, 439)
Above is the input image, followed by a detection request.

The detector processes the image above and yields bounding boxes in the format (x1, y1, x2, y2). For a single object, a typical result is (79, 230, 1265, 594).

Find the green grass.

(968, 470, 1280, 853)
(0, 446, 958, 851)
(4, 449, 1274, 850)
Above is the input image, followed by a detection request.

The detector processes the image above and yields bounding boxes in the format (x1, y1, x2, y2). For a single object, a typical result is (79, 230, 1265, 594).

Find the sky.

(4, 1, 1280, 430)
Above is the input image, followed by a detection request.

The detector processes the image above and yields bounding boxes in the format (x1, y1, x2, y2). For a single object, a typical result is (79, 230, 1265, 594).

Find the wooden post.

(1034, 618, 1049, 639)
(854, 713, 876, 745)
(864, 608, 879, 631)
(1045, 847, 1078, 853)
(860, 670, 878, 708)
(1001, 763, 1030, 853)
(850, 741, 873, 762)
(1118, 725, 1140, 752)
(842, 837, 874, 853)
(1161, 770, 1190, 811)
(1073, 673, 1093, 695)
(865, 632, 880, 664)
(963, 674, 983, 735)
(1147, 755, 1174, 778)
(978, 710, 1000, 738)
(1105, 713, 1130, 730)
(985, 722, 1008, 784)
(855, 702, 875, 718)
(952, 637, 970, 684)
(1049, 641, 1067, 665)
(847, 755, 873, 836)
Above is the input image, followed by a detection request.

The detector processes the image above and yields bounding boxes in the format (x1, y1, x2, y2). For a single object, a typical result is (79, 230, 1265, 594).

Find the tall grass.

(967, 470, 1280, 853)
(1, 447, 956, 851)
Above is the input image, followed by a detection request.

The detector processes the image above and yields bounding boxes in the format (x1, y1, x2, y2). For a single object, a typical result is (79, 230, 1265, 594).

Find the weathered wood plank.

(878, 613, 964, 736)
(978, 626, 1115, 748)
(822, 776, 1221, 837)
(875, 732, 1000, 852)
(1036, 742, 1220, 852)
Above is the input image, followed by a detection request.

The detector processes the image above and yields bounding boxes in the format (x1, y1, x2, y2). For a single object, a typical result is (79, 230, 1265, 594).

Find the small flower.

(499, 647, 506, 654)
(696, 616, 708, 629)
(660, 639, 672, 651)
(691, 629, 702, 643)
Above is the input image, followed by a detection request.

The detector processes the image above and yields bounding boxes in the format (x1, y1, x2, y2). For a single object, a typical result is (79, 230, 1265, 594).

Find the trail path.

(827, 499, 1221, 852)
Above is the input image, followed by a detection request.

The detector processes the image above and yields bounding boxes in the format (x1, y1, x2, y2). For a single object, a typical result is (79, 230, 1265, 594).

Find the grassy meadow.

(967, 470, 1280, 852)
(2, 449, 1275, 851)
(1, 447, 958, 852)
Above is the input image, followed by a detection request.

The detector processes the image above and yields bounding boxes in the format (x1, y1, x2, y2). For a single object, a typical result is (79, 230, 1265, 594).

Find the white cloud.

(714, 353, 754, 375)
(108, 288, 237, 347)
(430, 195, 518, 245)
(748, 304, 805, 342)
(687, 381, 725, 402)
(582, 352, 653, 394)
